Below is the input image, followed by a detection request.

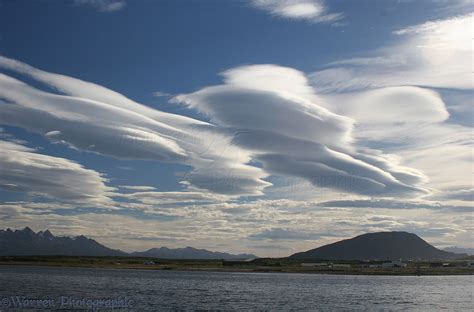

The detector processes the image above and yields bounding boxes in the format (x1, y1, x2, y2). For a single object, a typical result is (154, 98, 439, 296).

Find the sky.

(0, 0, 472, 256)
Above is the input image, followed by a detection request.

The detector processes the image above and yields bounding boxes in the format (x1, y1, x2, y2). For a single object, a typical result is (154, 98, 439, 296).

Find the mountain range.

(131, 247, 256, 260)
(443, 246, 474, 256)
(289, 231, 464, 261)
(0, 228, 256, 259)
(1, 228, 467, 261)
(0, 227, 126, 257)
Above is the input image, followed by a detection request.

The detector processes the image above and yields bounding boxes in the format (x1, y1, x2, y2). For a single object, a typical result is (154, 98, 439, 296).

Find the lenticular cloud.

(175, 64, 428, 196)
(0, 56, 269, 196)
(0, 140, 113, 204)
(0, 57, 427, 197)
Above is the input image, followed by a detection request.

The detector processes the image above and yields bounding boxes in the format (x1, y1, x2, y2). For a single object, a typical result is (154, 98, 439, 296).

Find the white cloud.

(311, 13, 473, 93)
(152, 91, 171, 97)
(75, 0, 126, 12)
(430, 189, 474, 202)
(0, 140, 113, 205)
(397, 130, 473, 192)
(0, 74, 187, 160)
(308, 14, 473, 203)
(0, 56, 269, 196)
(174, 64, 428, 197)
(1, 57, 430, 198)
(222, 64, 319, 101)
(322, 86, 449, 124)
(113, 191, 226, 205)
(250, 0, 343, 23)
(118, 185, 157, 191)
(248, 227, 330, 241)
(318, 198, 472, 211)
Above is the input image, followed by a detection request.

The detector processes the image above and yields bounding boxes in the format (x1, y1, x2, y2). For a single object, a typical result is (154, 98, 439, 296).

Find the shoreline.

(1, 261, 473, 276)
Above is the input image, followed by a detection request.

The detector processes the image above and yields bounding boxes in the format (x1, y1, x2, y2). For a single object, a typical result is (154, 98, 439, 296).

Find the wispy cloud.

(0, 56, 429, 198)
(74, 0, 126, 12)
(309, 13, 473, 203)
(118, 185, 157, 192)
(250, 0, 343, 23)
(0, 56, 269, 197)
(152, 91, 172, 97)
(318, 199, 472, 212)
(311, 13, 473, 92)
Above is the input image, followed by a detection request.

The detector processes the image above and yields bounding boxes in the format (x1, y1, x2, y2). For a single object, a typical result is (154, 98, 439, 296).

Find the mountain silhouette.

(132, 247, 257, 260)
(0, 227, 126, 256)
(443, 246, 474, 256)
(289, 231, 464, 261)
(0, 227, 256, 259)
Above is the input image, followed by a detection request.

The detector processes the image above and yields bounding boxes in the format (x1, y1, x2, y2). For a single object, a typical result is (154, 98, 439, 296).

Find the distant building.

(143, 261, 156, 265)
(381, 260, 407, 268)
(301, 263, 328, 267)
(332, 264, 351, 268)
(223, 258, 254, 262)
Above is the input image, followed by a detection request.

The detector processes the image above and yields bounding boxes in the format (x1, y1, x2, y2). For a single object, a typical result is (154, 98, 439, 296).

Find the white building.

(382, 260, 407, 268)
(301, 263, 328, 267)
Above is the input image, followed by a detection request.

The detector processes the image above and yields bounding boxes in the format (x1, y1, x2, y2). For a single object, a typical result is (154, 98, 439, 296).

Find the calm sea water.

(0, 266, 472, 311)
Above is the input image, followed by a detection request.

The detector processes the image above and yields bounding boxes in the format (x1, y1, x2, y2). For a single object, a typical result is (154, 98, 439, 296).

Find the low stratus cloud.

(430, 189, 474, 202)
(248, 227, 330, 241)
(3, 195, 470, 255)
(0, 140, 112, 204)
(318, 199, 473, 212)
(114, 191, 225, 205)
(250, 0, 343, 23)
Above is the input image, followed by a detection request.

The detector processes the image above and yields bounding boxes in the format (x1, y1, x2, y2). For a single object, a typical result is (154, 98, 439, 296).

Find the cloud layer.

(0, 57, 269, 196)
(175, 64, 427, 197)
(0, 57, 432, 198)
(0, 140, 112, 204)
(0, 4, 472, 257)
(308, 13, 473, 202)
(311, 14, 473, 92)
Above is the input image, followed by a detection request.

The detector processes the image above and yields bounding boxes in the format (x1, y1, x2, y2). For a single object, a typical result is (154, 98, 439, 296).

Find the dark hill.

(131, 247, 257, 260)
(289, 231, 464, 261)
(0, 227, 126, 256)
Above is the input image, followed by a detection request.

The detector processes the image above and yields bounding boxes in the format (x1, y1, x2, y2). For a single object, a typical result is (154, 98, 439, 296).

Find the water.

(0, 266, 472, 311)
